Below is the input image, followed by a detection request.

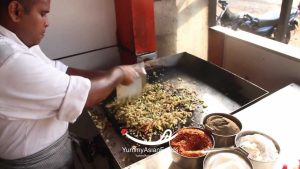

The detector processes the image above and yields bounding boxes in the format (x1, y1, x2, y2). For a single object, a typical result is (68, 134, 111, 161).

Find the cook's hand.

(118, 62, 146, 85)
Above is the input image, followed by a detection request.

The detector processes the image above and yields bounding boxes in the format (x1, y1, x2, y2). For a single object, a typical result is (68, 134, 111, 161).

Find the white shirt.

(0, 25, 91, 159)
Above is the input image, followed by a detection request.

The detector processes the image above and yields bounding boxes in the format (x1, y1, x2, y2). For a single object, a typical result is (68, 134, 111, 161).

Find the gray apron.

(0, 132, 74, 169)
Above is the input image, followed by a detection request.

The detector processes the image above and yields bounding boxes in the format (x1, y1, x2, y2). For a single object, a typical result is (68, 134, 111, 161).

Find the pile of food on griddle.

(106, 80, 206, 141)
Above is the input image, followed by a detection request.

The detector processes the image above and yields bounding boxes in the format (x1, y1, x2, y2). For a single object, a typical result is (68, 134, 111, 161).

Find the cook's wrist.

(114, 66, 125, 83)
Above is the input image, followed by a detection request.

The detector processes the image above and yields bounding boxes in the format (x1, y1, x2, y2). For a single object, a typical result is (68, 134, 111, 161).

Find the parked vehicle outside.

(216, 0, 300, 47)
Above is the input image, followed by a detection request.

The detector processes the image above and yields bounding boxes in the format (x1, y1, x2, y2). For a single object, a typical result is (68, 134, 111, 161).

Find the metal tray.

(101, 52, 268, 153)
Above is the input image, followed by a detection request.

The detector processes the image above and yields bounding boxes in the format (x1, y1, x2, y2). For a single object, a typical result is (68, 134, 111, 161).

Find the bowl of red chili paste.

(169, 127, 214, 168)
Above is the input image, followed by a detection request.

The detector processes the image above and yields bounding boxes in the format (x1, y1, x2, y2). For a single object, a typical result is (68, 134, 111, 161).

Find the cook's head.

(0, 0, 51, 47)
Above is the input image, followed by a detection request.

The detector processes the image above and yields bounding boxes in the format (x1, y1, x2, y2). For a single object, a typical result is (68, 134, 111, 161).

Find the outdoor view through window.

(216, 0, 300, 48)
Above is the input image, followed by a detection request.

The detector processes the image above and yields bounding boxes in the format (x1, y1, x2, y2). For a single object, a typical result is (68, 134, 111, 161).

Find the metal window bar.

(276, 0, 293, 43)
(209, 0, 294, 44)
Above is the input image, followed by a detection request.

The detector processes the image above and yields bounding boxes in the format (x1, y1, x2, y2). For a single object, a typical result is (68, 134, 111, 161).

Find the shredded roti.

(106, 81, 204, 141)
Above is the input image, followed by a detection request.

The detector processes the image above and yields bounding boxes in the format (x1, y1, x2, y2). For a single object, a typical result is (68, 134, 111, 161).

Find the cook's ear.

(8, 1, 24, 22)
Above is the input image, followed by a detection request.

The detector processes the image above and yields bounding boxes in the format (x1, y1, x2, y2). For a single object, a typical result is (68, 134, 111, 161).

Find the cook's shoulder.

(0, 36, 27, 65)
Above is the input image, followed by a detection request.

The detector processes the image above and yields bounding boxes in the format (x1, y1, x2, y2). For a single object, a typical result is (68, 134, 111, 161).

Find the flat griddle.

(101, 52, 268, 155)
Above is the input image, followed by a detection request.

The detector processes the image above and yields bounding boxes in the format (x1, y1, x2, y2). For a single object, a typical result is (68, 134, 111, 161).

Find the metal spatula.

(116, 62, 146, 100)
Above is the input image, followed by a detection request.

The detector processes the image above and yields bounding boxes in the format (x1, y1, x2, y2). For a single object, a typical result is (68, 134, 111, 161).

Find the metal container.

(203, 147, 253, 169)
(235, 130, 281, 169)
(203, 113, 242, 147)
(169, 127, 215, 169)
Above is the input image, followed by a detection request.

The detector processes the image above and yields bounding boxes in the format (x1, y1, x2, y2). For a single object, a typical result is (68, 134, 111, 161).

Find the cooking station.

(121, 83, 300, 169)
(87, 52, 269, 168)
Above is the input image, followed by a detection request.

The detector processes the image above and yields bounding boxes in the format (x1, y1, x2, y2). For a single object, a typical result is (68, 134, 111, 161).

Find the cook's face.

(18, 0, 50, 47)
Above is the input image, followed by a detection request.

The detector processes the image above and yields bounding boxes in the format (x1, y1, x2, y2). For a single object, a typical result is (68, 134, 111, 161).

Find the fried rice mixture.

(106, 82, 204, 141)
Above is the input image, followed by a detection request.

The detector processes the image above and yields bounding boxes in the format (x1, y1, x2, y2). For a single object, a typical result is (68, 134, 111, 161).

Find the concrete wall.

(40, 0, 119, 70)
(40, 0, 211, 68)
(154, 0, 209, 60)
(219, 27, 300, 92)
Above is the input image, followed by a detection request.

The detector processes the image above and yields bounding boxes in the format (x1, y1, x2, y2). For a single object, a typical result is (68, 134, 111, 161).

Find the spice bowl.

(169, 127, 215, 169)
(203, 113, 242, 147)
(235, 130, 280, 169)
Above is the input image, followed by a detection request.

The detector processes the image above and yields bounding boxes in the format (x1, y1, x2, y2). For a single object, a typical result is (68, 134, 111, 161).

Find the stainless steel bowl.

(203, 147, 253, 169)
(169, 127, 215, 169)
(235, 130, 280, 169)
(203, 113, 242, 147)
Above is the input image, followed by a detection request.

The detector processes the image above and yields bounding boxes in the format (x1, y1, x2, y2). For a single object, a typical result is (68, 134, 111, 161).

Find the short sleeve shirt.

(0, 25, 91, 159)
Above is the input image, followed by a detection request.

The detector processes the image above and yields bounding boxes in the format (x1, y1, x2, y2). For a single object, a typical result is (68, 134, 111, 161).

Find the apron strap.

(0, 132, 74, 169)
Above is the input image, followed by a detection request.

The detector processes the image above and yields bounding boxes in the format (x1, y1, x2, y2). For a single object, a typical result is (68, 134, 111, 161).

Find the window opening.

(215, 0, 300, 48)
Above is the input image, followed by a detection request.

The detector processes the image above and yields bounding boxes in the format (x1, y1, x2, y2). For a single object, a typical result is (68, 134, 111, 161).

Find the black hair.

(0, 0, 10, 12)
(0, 0, 12, 6)
(0, 0, 34, 13)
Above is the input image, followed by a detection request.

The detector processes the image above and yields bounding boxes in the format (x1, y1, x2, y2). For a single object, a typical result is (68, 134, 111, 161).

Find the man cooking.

(0, 0, 143, 168)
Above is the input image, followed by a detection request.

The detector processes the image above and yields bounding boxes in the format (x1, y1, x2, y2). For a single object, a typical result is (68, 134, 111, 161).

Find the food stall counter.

(123, 83, 300, 169)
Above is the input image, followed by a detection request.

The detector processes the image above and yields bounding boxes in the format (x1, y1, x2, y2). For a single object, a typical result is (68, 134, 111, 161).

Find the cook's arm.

(66, 68, 106, 79)
(66, 66, 139, 108)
